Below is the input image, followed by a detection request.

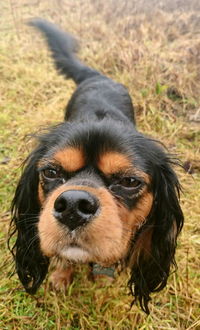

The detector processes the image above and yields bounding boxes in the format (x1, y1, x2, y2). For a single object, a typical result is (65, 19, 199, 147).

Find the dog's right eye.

(42, 168, 59, 179)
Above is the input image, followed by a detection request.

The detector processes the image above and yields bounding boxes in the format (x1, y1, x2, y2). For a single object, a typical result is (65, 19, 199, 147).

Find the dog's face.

(37, 122, 153, 265)
(10, 119, 183, 313)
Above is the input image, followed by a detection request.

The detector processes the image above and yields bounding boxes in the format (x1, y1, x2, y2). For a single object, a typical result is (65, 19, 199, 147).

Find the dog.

(9, 19, 184, 313)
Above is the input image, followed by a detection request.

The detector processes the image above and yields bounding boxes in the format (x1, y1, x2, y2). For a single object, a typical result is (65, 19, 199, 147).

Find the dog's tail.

(28, 19, 100, 84)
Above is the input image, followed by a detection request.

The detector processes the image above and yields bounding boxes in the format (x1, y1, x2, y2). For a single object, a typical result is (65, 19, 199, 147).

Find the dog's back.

(29, 19, 135, 123)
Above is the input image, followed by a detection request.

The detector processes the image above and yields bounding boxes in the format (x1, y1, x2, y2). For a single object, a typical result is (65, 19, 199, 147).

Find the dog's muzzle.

(53, 189, 100, 230)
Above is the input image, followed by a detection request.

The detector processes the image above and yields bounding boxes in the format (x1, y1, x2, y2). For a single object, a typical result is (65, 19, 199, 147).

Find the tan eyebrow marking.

(98, 152, 132, 174)
(98, 151, 151, 184)
(53, 147, 85, 172)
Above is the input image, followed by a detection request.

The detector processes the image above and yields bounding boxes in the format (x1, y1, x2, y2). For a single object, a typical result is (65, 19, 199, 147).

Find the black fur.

(9, 19, 184, 313)
(10, 146, 50, 293)
(128, 155, 183, 313)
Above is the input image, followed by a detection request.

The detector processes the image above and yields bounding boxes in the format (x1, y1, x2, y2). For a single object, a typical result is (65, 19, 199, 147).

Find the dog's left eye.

(120, 177, 141, 189)
(42, 168, 60, 179)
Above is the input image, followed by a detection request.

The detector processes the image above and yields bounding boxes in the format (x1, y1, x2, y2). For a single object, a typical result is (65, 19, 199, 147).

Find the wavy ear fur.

(9, 148, 49, 293)
(128, 158, 184, 314)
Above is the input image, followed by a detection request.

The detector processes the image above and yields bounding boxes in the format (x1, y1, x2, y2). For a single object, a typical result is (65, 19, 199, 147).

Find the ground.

(0, 0, 200, 329)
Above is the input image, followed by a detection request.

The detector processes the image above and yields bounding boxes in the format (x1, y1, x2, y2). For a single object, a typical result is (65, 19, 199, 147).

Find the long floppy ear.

(9, 148, 49, 293)
(128, 158, 184, 314)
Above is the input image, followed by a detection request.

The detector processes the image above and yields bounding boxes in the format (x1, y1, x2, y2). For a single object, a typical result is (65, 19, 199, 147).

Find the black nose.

(54, 190, 99, 230)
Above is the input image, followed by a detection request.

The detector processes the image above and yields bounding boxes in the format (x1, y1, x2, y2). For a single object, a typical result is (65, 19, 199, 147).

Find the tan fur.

(53, 147, 85, 172)
(117, 192, 153, 251)
(98, 152, 132, 174)
(98, 152, 151, 184)
(38, 183, 45, 204)
(38, 185, 127, 264)
(50, 266, 74, 291)
(126, 193, 154, 266)
(127, 193, 153, 229)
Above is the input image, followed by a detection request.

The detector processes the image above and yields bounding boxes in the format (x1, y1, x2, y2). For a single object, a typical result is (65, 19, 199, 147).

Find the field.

(0, 0, 200, 329)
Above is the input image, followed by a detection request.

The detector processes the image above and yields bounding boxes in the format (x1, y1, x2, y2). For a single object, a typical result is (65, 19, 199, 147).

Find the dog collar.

(92, 263, 115, 278)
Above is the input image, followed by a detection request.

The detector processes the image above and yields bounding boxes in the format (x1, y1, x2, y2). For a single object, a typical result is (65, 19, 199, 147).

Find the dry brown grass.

(0, 0, 200, 329)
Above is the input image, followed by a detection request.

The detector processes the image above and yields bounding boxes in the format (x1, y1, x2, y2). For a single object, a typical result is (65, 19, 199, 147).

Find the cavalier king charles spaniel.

(9, 19, 184, 313)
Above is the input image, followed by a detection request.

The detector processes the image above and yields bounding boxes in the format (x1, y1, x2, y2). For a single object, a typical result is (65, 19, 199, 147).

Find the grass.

(0, 0, 200, 329)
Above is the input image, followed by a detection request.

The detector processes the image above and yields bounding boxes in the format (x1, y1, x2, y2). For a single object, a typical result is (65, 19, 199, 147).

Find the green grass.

(0, 0, 200, 329)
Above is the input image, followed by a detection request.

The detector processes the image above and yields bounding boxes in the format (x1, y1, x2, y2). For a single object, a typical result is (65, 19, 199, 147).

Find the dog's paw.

(50, 267, 74, 291)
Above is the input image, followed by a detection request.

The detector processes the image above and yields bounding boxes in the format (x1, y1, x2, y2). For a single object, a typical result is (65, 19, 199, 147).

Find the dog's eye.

(120, 177, 141, 188)
(42, 168, 59, 179)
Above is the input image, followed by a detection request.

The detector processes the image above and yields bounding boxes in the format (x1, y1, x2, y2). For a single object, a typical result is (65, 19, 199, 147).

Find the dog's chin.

(60, 245, 91, 263)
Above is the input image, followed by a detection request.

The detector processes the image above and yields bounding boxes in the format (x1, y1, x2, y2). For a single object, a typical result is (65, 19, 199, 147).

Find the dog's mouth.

(60, 243, 91, 262)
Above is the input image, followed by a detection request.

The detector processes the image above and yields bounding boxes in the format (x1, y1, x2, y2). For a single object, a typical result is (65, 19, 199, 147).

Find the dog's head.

(10, 119, 183, 312)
